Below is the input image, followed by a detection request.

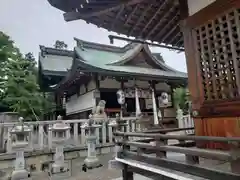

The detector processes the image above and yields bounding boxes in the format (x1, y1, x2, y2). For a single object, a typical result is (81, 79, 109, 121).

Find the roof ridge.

(74, 37, 140, 53)
(39, 45, 73, 57)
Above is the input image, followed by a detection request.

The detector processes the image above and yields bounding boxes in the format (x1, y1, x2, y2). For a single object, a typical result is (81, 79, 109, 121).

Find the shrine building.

(38, 38, 187, 120)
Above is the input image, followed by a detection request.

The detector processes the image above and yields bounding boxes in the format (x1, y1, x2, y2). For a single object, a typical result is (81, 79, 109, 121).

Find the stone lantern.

(108, 114, 124, 170)
(10, 117, 32, 180)
(50, 115, 70, 174)
(82, 114, 101, 169)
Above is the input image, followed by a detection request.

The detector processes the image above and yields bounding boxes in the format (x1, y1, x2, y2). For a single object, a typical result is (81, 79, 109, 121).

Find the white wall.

(66, 91, 95, 115)
(187, 0, 216, 16)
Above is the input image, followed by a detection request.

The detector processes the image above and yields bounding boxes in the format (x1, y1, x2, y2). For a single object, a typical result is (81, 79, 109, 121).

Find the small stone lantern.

(82, 114, 101, 169)
(10, 117, 32, 180)
(108, 114, 124, 170)
(50, 115, 70, 174)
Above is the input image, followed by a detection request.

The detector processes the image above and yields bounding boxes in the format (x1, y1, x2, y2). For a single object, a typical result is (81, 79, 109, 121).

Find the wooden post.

(230, 142, 240, 174)
(185, 154, 199, 165)
(183, 138, 199, 165)
(122, 135, 133, 180)
(155, 138, 167, 158)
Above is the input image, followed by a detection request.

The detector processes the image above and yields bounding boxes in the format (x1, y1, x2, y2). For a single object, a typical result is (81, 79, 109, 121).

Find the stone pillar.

(101, 122, 107, 144)
(38, 124, 44, 149)
(73, 122, 79, 144)
(48, 124, 53, 149)
(176, 108, 184, 129)
(7, 126, 12, 152)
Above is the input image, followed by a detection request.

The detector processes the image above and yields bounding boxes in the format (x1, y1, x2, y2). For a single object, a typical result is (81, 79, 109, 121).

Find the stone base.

(84, 156, 100, 168)
(51, 163, 69, 174)
(11, 169, 31, 180)
(49, 171, 70, 180)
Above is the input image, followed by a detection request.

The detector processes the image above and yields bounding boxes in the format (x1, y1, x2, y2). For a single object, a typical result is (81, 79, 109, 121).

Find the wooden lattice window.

(195, 8, 240, 101)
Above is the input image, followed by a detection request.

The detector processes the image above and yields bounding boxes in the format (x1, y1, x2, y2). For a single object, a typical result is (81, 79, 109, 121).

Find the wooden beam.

(168, 31, 181, 45)
(139, 0, 168, 37)
(122, 152, 240, 180)
(145, 3, 175, 39)
(174, 36, 183, 47)
(109, 35, 185, 51)
(128, 2, 153, 36)
(111, 5, 125, 29)
(159, 23, 179, 43)
(154, 12, 179, 40)
(124, 4, 139, 26)
(64, 0, 145, 22)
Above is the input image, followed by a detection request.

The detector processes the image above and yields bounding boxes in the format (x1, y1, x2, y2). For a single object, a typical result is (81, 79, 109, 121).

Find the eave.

(75, 59, 187, 81)
(47, 0, 184, 48)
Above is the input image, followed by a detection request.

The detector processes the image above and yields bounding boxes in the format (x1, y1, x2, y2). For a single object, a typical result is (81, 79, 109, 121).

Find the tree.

(3, 53, 51, 120)
(0, 31, 17, 152)
(0, 32, 17, 110)
(25, 52, 38, 77)
(54, 40, 68, 49)
(173, 87, 190, 115)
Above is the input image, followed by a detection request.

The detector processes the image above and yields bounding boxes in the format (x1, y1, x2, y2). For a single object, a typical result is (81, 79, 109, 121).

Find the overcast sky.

(0, 0, 187, 72)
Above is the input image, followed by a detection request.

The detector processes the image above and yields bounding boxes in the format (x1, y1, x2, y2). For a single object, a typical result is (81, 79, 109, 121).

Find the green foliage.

(173, 87, 190, 114)
(54, 40, 68, 49)
(0, 31, 51, 120)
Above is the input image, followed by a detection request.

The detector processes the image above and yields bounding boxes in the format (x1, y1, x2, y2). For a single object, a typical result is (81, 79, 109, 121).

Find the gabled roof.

(74, 38, 174, 71)
(73, 38, 186, 77)
(55, 39, 187, 90)
(39, 45, 74, 76)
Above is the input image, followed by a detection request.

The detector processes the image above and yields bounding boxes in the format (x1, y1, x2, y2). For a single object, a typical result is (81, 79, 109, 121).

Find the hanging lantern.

(116, 89, 125, 105)
(159, 92, 169, 105)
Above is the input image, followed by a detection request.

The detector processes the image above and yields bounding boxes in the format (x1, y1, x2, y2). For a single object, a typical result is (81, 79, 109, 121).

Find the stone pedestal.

(84, 135, 100, 168)
(11, 151, 30, 180)
(52, 146, 68, 173)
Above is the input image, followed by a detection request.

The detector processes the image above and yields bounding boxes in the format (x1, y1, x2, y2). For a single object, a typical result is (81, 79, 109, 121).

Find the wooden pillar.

(121, 80, 125, 117)
(94, 74, 101, 105)
(150, 81, 159, 108)
(122, 164, 133, 180)
(122, 135, 133, 180)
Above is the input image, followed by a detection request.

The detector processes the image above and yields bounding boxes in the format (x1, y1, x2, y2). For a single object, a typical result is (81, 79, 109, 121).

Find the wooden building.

(47, 0, 240, 149)
(41, 38, 187, 121)
(38, 45, 74, 118)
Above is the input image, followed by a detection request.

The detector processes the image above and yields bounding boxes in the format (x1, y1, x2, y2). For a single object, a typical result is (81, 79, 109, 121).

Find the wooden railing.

(114, 130, 240, 179)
